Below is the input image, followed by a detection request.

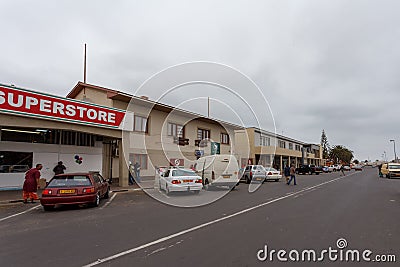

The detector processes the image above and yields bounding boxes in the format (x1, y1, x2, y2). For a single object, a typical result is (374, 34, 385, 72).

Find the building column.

(288, 156, 291, 166)
(118, 141, 129, 187)
(295, 157, 298, 167)
(280, 155, 283, 173)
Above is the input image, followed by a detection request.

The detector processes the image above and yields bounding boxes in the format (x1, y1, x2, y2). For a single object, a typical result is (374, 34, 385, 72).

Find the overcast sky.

(1, 0, 399, 161)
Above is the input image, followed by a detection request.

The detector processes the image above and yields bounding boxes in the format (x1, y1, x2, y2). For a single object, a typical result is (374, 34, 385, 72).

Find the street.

(0, 167, 398, 267)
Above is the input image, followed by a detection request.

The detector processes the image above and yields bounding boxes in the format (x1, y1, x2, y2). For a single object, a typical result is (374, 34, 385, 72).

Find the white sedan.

(264, 167, 282, 182)
(159, 168, 203, 195)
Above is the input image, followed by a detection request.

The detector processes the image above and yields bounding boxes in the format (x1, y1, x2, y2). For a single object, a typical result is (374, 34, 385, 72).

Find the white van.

(195, 154, 239, 190)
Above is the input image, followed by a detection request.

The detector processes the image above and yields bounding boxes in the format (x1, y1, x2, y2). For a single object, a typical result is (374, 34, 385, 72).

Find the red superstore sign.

(0, 84, 126, 128)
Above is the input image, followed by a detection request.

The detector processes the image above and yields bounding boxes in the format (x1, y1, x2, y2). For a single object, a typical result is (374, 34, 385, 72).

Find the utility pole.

(390, 140, 397, 162)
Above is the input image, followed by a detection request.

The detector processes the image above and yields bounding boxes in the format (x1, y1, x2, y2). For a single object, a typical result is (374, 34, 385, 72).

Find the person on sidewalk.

(128, 162, 135, 185)
(287, 164, 297, 185)
(23, 164, 42, 203)
(284, 165, 291, 183)
(134, 162, 141, 183)
(53, 161, 66, 175)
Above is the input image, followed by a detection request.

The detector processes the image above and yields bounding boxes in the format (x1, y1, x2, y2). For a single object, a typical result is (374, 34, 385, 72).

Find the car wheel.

(316, 173, 320, 175)
(93, 193, 100, 207)
(275, 179, 279, 182)
(333, 169, 336, 172)
(193, 190, 200, 194)
(43, 205, 54, 211)
(245, 176, 250, 184)
(104, 187, 110, 199)
(387, 174, 391, 179)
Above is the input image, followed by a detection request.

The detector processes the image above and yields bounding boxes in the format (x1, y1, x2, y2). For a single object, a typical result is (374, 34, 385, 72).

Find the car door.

(98, 174, 108, 195)
(92, 174, 103, 195)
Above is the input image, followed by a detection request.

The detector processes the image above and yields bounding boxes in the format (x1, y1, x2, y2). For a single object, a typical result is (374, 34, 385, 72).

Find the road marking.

(100, 193, 117, 209)
(82, 173, 356, 267)
(0, 204, 41, 222)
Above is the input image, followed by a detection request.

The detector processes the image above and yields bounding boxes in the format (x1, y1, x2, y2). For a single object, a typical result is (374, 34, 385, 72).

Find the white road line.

(82, 174, 355, 267)
(100, 193, 117, 209)
(0, 204, 41, 222)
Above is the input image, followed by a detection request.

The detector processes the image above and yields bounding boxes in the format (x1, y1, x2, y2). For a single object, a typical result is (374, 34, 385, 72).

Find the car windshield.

(172, 169, 197, 177)
(388, 164, 400, 169)
(47, 175, 92, 187)
(252, 165, 264, 170)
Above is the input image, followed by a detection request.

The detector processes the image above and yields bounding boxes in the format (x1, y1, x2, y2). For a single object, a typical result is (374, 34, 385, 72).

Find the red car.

(40, 172, 110, 211)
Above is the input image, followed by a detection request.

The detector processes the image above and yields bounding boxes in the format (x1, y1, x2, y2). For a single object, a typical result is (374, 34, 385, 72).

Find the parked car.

(322, 166, 330, 173)
(328, 165, 340, 172)
(195, 154, 239, 190)
(296, 165, 322, 175)
(40, 172, 110, 211)
(343, 165, 351, 171)
(241, 165, 266, 183)
(264, 167, 282, 182)
(380, 163, 400, 178)
(354, 165, 363, 171)
(159, 167, 203, 195)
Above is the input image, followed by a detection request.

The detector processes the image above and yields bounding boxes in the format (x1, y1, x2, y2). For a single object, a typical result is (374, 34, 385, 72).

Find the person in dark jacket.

(284, 165, 291, 183)
(53, 161, 66, 175)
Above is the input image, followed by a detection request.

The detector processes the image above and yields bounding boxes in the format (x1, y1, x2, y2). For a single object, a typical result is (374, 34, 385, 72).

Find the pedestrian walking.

(287, 164, 297, 185)
(53, 161, 66, 175)
(378, 164, 383, 178)
(22, 164, 42, 203)
(128, 162, 135, 185)
(134, 162, 141, 183)
(340, 165, 345, 176)
(284, 165, 291, 183)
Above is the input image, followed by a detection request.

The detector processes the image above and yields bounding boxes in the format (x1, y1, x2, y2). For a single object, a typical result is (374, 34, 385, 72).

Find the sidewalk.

(0, 178, 156, 205)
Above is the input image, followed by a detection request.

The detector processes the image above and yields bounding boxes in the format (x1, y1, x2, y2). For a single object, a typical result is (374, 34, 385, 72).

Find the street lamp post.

(390, 140, 397, 162)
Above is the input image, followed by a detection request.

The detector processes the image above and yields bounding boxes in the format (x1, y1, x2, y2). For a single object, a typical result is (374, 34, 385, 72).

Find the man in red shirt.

(23, 164, 43, 203)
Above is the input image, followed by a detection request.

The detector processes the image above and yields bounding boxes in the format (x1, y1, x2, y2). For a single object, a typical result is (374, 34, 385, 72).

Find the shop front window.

(0, 151, 32, 173)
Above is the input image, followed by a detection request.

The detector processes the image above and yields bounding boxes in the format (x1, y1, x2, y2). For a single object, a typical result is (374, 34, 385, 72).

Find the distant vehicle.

(380, 163, 400, 179)
(322, 166, 330, 173)
(40, 172, 110, 211)
(264, 167, 282, 182)
(354, 165, 363, 171)
(296, 165, 322, 175)
(160, 167, 203, 195)
(331, 165, 341, 172)
(195, 154, 239, 190)
(241, 165, 266, 183)
(343, 165, 351, 171)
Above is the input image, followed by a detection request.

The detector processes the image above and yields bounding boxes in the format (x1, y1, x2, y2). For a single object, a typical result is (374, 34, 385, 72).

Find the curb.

(0, 186, 155, 206)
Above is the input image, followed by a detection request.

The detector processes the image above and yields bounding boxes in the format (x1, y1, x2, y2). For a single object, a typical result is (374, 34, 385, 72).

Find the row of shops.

(0, 82, 323, 189)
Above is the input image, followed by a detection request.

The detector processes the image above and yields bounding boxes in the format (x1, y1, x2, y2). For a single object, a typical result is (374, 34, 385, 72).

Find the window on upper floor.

(278, 140, 286, 149)
(134, 115, 148, 133)
(221, 133, 230, 144)
(197, 128, 210, 140)
(167, 122, 184, 138)
(260, 136, 271, 146)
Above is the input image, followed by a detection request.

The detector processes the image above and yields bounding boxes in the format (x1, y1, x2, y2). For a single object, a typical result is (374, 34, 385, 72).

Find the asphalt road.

(0, 167, 398, 267)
